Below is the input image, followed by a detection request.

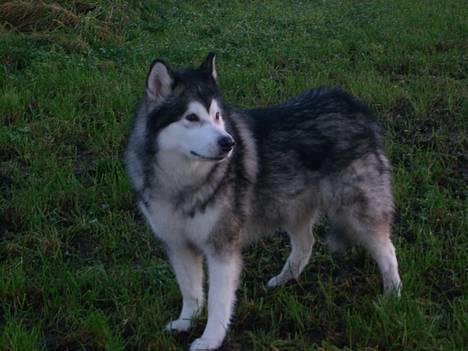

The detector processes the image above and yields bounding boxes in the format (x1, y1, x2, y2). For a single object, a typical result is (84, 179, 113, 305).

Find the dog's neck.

(152, 151, 230, 214)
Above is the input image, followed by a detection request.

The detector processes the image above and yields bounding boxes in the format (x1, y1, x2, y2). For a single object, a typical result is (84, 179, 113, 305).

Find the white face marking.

(157, 99, 233, 161)
(182, 100, 223, 125)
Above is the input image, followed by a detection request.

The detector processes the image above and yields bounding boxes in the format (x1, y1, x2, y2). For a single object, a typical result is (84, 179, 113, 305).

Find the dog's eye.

(185, 113, 199, 122)
(215, 112, 221, 121)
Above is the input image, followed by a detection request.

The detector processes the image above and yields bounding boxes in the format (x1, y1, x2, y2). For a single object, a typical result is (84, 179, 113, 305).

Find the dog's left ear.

(198, 52, 217, 81)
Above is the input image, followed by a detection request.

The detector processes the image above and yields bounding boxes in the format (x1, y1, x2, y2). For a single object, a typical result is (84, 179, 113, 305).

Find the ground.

(0, 0, 466, 350)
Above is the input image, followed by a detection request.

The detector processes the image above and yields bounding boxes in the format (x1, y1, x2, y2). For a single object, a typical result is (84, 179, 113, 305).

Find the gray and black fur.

(125, 53, 401, 351)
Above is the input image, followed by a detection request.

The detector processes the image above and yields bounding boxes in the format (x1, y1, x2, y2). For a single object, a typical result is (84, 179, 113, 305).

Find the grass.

(0, 0, 466, 350)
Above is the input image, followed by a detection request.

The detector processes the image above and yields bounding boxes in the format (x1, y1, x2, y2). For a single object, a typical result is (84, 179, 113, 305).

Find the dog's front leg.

(190, 252, 241, 351)
(165, 244, 204, 332)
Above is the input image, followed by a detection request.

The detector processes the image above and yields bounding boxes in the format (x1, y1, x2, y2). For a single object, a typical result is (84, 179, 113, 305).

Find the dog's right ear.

(146, 60, 173, 102)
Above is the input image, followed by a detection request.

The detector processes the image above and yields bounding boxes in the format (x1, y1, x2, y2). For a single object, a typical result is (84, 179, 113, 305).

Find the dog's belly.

(139, 198, 222, 249)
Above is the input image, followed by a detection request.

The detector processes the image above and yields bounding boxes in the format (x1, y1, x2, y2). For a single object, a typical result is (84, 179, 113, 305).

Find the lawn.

(0, 0, 466, 350)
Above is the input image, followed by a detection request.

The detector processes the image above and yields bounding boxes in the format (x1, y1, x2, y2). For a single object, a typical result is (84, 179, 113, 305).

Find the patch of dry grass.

(0, 1, 80, 32)
(0, 0, 127, 50)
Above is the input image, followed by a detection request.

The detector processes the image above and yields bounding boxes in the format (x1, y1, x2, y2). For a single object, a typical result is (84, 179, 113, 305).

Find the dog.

(124, 53, 401, 350)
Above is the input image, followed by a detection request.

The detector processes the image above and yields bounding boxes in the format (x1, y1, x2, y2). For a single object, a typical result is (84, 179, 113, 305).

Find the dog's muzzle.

(218, 136, 235, 153)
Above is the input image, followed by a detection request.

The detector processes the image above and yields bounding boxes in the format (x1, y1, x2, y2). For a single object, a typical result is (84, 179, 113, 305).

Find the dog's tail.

(324, 223, 351, 254)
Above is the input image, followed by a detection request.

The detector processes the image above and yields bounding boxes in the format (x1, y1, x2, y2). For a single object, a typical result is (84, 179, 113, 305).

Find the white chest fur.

(139, 197, 222, 249)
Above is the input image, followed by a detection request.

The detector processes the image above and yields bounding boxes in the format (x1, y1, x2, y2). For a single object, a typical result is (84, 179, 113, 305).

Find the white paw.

(267, 275, 283, 288)
(164, 318, 192, 332)
(384, 281, 402, 297)
(383, 271, 402, 297)
(190, 337, 222, 350)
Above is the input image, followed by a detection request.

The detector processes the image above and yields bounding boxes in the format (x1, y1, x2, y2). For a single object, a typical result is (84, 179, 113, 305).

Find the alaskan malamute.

(125, 53, 401, 350)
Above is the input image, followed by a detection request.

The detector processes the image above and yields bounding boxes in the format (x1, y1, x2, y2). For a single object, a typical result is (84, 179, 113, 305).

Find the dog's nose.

(218, 136, 235, 152)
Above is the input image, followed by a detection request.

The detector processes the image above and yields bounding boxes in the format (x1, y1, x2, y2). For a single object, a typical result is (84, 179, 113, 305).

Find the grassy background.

(0, 0, 466, 350)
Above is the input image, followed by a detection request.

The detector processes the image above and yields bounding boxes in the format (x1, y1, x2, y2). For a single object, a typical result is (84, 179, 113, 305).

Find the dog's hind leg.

(326, 153, 401, 295)
(165, 244, 205, 332)
(359, 223, 401, 295)
(267, 212, 318, 288)
(335, 212, 402, 295)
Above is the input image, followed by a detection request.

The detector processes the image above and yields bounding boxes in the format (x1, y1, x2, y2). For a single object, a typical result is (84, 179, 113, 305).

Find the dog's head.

(144, 53, 234, 162)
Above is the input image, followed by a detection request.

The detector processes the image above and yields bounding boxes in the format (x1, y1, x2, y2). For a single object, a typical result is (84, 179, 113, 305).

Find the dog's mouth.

(190, 151, 229, 162)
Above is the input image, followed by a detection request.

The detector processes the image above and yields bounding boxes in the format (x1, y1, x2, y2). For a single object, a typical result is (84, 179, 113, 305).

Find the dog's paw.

(164, 318, 192, 332)
(267, 275, 281, 288)
(190, 337, 222, 351)
(383, 280, 402, 298)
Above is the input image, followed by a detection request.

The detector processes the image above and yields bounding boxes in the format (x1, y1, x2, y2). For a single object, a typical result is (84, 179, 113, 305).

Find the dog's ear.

(146, 59, 173, 102)
(198, 52, 217, 81)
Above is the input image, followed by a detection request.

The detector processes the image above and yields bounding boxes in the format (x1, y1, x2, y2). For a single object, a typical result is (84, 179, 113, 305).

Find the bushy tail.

(325, 224, 351, 254)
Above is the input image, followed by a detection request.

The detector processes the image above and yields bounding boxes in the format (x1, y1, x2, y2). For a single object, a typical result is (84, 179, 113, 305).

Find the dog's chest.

(140, 197, 222, 247)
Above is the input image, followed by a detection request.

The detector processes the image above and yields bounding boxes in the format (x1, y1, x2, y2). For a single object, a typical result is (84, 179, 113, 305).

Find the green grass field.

(1, 1, 466, 350)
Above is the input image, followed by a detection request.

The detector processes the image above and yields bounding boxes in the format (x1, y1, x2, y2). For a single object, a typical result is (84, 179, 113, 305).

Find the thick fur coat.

(125, 54, 401, 350)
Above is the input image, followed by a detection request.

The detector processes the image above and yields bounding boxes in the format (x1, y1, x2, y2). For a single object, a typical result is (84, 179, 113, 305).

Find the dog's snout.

(218, 136, 235, 152)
